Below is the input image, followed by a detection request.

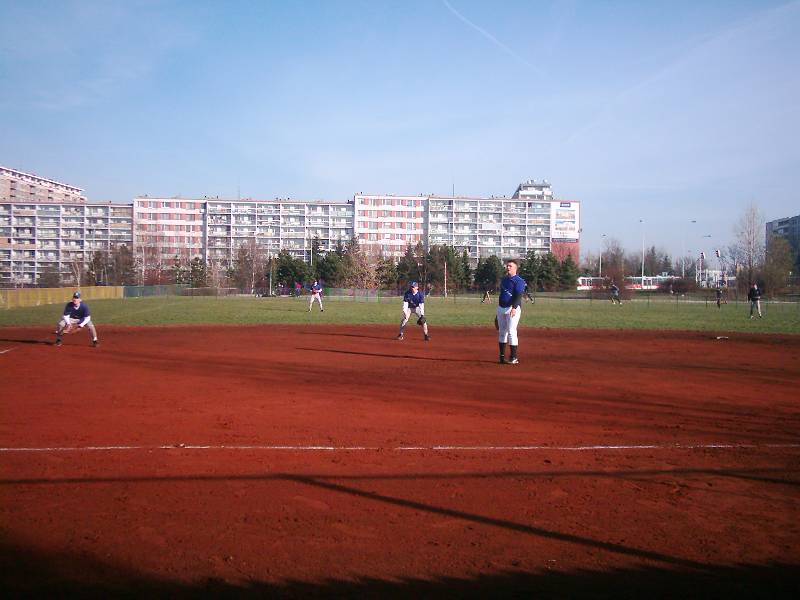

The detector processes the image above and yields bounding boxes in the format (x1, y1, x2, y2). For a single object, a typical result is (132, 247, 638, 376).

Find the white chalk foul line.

(0, 348, 17, 354)
(1, 443, 799, 453)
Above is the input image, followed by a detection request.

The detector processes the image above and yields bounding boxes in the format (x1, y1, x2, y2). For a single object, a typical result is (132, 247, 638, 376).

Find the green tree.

(376, 256, 399, 289)
(317, 251, 344, 286)
(474, 256, 504, 292)
(110, 244, 137, 285)
(85, 250, 110, 285)
(189, 257, 208, 287)
(396, 245, 421, 285)
(275, 250, 309, 288)
(519, 251, 541, 291)
(310, 235, 323, 279)
(460, 250, 472, 290)
(538, 252, 560, 291)
(559, 254, 580, 290)
(38, 264, 61, 288)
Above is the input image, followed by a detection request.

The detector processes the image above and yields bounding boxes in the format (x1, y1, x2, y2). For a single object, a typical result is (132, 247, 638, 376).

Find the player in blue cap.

(55, 291, 99, 347)
(397, 281, 430, 341)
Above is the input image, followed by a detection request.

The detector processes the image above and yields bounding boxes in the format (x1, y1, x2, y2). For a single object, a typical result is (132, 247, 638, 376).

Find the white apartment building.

(1, 166, 578, 285)
(202, 198, 353, 263)
(1, 167, 132, 286)
(357, 181, 580, 262)
(1, 166, 86, 205)
(0, 201, 133, 286)
(353, 195, 426, 256)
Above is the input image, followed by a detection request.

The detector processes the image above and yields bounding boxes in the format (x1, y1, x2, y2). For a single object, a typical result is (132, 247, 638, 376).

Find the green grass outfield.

(1, 295, 798, 334)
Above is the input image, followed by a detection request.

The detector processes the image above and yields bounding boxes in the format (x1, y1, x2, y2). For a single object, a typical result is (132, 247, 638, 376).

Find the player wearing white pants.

(55, 291, 99, 347)
(497, 305, 522, 345)
(397, 281, 430, 341)
(308, 280, 324, 312)
(497, 260, 526, 364)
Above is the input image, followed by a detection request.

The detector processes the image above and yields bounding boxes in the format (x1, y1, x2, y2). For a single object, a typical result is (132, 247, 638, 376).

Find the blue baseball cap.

(410, 281, 418, 287)
(72, 291, 81, 299)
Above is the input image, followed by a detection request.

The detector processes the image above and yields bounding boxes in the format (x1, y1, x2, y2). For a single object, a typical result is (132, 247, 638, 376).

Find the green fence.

(123, 285, 189, 298)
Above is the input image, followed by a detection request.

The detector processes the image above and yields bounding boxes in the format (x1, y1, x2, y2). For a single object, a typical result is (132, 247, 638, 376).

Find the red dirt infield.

(1, 324, 799, 597)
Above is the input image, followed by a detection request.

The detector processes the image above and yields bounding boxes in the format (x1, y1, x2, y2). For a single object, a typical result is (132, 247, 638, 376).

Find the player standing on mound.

(308, 279, 324, 312)
(397, 281, 430, 341)
(497, 259, 526, 364)
(55, 291, 99, 347)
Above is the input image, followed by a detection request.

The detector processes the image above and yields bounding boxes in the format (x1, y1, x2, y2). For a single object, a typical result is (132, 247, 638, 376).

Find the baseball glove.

(494, 315, 499, 330)
(63, 324, 77, 335)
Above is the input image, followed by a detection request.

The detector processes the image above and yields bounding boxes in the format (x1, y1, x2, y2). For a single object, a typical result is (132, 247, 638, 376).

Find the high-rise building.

(1, 166, 86, 205)
(766, 214, 800, 268)
(2, 165, 579, 285)
(1, 167, 132, 286)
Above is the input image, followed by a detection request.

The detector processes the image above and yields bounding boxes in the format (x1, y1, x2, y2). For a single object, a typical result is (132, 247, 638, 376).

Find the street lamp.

(599, 233, 607, 278)
(682, 219, 697, 279)
(639, 219, 645, 287)
(700, 234, 712, 286)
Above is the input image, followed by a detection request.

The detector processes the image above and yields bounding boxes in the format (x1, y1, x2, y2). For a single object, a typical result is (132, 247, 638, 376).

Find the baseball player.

(55, 291, 99, 347)
(715, 287, 723, 309)
(609, 281, 622, 305)
(497, 259, 526, 364)
(308, 279, 324, 312)
(397, 281, 430, 341)
(748, 283, 763, 318)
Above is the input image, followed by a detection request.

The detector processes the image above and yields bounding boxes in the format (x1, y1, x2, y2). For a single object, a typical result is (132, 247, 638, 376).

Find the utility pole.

(444, 259, 448, 298)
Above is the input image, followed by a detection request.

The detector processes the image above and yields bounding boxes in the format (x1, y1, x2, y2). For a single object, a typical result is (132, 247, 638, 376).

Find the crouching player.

(397, 281, 430, 341)
(56, 291, 99, 347)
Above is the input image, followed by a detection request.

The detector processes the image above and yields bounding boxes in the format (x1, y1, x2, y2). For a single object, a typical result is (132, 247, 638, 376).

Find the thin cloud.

(562, 0, 800, 146)
(441, 0, 544, 75)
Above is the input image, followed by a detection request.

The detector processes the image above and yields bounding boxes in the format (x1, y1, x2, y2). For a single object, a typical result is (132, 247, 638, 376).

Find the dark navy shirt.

(311, 283, 322, 294)
(499, 275, 526, 308)
(63, 301, 90, 321)
(403, 290, 425, 308)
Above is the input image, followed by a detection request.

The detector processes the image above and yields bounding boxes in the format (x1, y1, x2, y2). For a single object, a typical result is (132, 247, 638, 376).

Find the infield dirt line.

(1, 442, 799, 453)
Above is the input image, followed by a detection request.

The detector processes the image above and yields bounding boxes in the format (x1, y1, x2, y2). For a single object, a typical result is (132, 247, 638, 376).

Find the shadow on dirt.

(1, 540, 798, 599)
(0, 337, 54, 345)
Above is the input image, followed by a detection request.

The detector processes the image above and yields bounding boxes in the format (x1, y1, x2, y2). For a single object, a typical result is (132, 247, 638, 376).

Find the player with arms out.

(55, 291, 99, 347)
(397, 281, 430, 341)
(497, 259, 526, 364)
(308, 279, 324, 312)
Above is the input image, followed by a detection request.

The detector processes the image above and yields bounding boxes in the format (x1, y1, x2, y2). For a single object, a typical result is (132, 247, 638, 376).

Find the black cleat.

(424, 334, 430, 342)
(93, 339, 99, 347)
(499, 356, 506, 364)
(55, 339, 62, 347)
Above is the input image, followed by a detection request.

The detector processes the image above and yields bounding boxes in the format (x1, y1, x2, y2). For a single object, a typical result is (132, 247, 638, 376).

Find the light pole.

(598, 233, 607, 278)
(700, 234, 711, 286)
(639, 219, 645, 287)
(682, 219, 696, 279)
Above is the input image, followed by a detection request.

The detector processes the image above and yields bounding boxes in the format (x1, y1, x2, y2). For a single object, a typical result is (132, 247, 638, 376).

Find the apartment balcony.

(14, 209, 36, 216)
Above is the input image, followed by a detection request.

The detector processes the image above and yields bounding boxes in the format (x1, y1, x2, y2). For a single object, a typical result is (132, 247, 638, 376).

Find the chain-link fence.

(123, 285, 189, 298)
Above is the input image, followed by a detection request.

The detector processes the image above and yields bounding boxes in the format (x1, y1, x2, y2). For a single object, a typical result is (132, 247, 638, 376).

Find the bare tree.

(732, 203, 765, 287)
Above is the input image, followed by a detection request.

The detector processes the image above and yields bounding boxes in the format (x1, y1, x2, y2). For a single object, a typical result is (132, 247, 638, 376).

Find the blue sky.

(1, 0, 798, 258)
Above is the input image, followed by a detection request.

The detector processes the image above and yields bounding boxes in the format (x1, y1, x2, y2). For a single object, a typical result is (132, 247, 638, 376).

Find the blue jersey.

(403, 290, 425, 308)
(63, 301, 90, 320)
(311, 283, 322, 294)
(499, 275, 526, 308)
